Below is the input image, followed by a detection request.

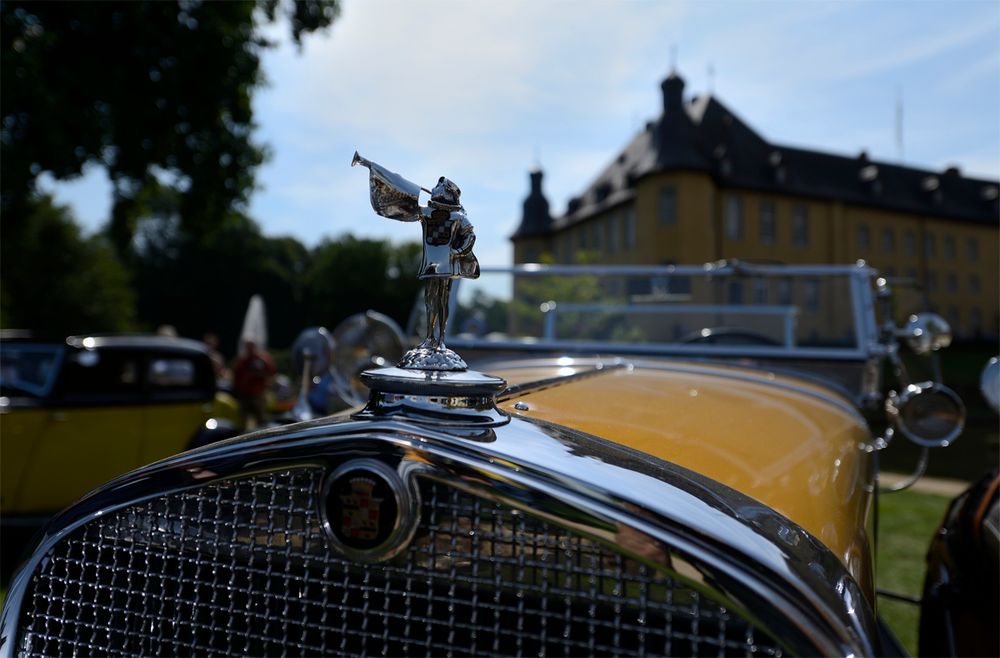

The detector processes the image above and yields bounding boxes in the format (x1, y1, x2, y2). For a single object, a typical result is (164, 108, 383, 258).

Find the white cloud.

(246, 0, 999, 254)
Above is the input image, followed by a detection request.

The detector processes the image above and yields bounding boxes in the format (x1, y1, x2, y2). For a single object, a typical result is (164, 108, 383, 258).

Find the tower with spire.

(511, 165, 554, 263)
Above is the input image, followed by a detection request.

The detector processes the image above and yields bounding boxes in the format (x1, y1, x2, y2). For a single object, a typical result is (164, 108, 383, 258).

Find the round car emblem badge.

(322, 459, 417, 562)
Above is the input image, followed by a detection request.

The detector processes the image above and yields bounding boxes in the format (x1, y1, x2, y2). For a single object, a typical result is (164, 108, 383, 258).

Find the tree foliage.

(1, 0, 339, 252)
(0, 0, 430, 352)
(1, 197, 135, 335)
(128, 213, 421, 356)
(303, 237, 422, 333)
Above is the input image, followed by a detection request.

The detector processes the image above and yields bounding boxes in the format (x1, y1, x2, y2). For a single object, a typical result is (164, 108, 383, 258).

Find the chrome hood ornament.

(353, 151, 479, 370)
(352, 152, 506, 426)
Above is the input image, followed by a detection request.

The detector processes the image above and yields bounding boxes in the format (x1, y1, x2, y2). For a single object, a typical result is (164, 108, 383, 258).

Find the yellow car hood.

(492, 360, 876, 594)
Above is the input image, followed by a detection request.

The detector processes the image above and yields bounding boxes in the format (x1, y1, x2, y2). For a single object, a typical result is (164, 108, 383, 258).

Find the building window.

(857, 224, 870, 250)
(659, 259, 691, 295)
(777, 280, 792, 305)
(607, 215, 619, 254)
(905, 268, 917, 282)
(759, 201, 776, 245)
(724, 197, 744, 241)
(945, 272, 957, 293)
(727, 280, 743, 304)
(925, 234, 936, 258)
(904, 230, 917, 256)
(970, 274, 981, 294)
(579, 225, 587, 249)
(927, 270, 938, 291)
(591, 222, 600, 251)
(966, 237, 978, 261)
(752, 279, 768, 304)
(803, 279, 820, 311)
(623, 207, 636, 250)
(971, 307, 982, 333)
(881, 228, 895, 253)
(659, 186, 677, 225)
(943, 236, 956, 260)
(792, 205, 809, 247)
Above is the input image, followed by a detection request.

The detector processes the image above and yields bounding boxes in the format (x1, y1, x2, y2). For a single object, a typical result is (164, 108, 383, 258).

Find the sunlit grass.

(876, 488, 952, 656)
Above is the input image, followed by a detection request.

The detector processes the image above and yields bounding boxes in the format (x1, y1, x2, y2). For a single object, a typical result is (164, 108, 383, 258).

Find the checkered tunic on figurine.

(352, 152, 480, 370)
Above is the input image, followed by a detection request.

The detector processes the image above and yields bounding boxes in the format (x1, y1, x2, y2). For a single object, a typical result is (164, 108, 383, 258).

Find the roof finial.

(669, 44, 678, 73)
(708, 62, 715, 95)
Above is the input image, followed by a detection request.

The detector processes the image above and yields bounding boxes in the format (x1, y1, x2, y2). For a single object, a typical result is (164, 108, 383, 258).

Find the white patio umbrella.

(238, 294, 268, 356)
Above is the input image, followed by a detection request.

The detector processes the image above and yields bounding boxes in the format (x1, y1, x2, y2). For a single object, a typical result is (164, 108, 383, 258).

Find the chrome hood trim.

(2, 414, 879, 657)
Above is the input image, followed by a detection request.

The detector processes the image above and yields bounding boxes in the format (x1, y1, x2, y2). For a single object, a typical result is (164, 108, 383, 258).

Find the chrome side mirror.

(331, 310, 406, 406)
(902, 313, 952, 355)
(886, 382, 965, 448)
(290, 326, 336, 420)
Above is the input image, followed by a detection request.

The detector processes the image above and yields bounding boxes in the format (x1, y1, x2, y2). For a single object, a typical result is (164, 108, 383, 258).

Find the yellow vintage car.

(0, 335, 240, 517)
(0, 262, 965, 657)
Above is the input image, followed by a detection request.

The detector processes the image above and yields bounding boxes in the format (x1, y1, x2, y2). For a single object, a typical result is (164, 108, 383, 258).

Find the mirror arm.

(886, 343, 911, 389)
(880, 446, 929, 493)
(291, 352, 315, 421)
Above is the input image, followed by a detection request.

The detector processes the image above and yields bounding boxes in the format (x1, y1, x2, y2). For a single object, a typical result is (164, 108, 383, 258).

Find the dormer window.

(856, 224, 870, 250)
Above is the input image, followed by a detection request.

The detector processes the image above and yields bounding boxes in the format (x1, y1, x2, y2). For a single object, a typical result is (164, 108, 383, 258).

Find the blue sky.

(43, 0, 1000, 266)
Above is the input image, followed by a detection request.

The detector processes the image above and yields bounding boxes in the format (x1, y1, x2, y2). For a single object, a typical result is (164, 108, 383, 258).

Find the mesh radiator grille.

(18, 467, 783, 657)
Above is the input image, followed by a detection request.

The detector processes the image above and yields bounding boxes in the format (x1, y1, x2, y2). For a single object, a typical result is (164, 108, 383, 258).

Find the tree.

(0, 197, 135, 335)
(130, 211, 310, 355)
(303, 237, 422, 332)
(1, 0, 339, 253)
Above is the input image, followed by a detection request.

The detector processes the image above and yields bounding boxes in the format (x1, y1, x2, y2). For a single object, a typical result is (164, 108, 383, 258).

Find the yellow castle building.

(512, 71, 999, 340)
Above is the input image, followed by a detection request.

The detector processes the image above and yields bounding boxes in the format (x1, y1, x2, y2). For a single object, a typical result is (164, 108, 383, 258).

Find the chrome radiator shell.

(1, 417, 878, 657)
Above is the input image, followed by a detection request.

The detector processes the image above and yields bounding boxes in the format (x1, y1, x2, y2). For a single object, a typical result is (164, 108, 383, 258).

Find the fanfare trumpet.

(351, 151, 430, 220)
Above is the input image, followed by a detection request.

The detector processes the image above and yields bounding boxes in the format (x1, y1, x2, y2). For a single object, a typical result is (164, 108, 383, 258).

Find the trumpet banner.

(353, 152, 422, 220)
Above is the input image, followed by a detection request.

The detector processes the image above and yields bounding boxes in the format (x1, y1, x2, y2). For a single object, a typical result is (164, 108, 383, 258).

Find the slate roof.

(523, 72, 999, 236)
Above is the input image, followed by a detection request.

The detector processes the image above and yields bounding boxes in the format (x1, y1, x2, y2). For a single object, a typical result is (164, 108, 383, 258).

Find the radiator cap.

(353, 367, 509, 427)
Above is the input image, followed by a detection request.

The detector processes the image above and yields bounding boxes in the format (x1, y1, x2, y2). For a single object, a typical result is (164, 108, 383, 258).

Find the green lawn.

(876, 488, 952, 656)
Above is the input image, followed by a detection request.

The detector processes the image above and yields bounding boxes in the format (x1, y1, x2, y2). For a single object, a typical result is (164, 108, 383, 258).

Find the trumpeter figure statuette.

(352, 151, 479, 371)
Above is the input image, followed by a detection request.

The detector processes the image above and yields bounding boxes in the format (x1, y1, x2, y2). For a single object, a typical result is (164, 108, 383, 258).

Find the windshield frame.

(445, 262, 881, 362)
